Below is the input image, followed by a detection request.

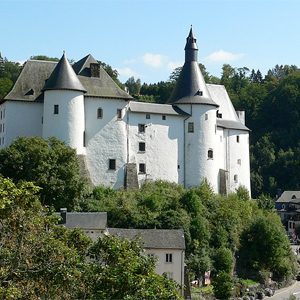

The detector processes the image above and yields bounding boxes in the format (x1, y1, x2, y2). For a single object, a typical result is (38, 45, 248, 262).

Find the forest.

(1, 54, 299, 198)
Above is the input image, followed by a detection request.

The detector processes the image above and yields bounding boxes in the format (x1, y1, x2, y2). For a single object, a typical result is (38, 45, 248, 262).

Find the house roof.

(4, 54, 132, 102)
(42, 53, 87, 93)
(107, 228, 185, 250)
(129, 101, 190, 116)
(276, 191, 300, 203)
(56, 212, 107, 230)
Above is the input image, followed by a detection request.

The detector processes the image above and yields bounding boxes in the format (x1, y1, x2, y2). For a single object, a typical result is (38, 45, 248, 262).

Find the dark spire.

(167, 28, 218, 106)
(42, 52, 86, 92)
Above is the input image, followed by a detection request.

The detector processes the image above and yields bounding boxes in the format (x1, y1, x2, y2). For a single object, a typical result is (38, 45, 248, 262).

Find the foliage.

(0, 136, 90, 211)
(125, 76, 141, 95)
(30, 55, 59, 61)
(237, 213, 297, 281)
(0, 176, 182, 299)
(213, 271, 233, 300)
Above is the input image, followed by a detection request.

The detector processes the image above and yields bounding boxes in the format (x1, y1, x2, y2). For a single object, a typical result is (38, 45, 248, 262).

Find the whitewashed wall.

(127, 112, 185, 186)
(84, 97, 128, 188)
(146, 248, 185, 289)
(226, 129, 251, 195)
(4, 101, 43, 148)
(43, 90, 85, 154)
(181, 104, 219, 192)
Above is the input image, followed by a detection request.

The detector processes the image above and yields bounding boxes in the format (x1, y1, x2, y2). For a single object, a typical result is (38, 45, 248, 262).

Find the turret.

(168, 27, 219, 190)
(42, 53, 86, 154)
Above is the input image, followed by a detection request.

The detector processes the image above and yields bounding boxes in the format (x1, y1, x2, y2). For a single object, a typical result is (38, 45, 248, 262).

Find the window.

(166, 253, 173, 263)
(237, 135, 240, 143)
(146, 114, 151, 119)
(220, 135, 222, 142)
(117, 109, 122, 120)
(97, 107, 103, 119)
(208, 149, 213, 159)
(205, 113, 208, 120)
(165, 272, 173, 279)
(54, 105, 59, 114)
(188, 122, 194, 133)
(138, 124, 145, 133)
(234, 174, 238, 183)
(139, 163, 146, 174)
(108, 159, 116, 170)
(162, 115, 166, 120)
(139, 142, 146, 152)
(237, 159, 241, 165)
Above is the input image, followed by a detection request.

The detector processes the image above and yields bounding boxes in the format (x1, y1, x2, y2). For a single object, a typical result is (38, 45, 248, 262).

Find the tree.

(213, 271, 233, 300)
(0, 136, 90, 211)
(30, 55, 59, 62)
(0, 175, 92, 299)
(125, 76, 141, 95)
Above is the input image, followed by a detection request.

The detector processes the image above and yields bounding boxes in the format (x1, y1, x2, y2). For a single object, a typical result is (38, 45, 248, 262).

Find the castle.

(1, 28, 251, 195)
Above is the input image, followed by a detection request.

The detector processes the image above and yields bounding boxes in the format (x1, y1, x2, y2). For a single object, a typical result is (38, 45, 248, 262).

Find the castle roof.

(108, 228, 185, 249)
(167, 27, 218, 107)
(129, 101, 190, 116)
(42, 53, 87, 93)
(4, 54, 132, 102)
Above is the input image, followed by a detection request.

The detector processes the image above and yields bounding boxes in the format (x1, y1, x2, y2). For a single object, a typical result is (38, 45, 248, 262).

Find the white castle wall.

(43, 90, 85, 154)
(226, 129, 251, 194)
(181, 104, 219, 192)
(4, 101, 43, 148)
(84, 97, 128, 188)
(127, 112, 184, 186)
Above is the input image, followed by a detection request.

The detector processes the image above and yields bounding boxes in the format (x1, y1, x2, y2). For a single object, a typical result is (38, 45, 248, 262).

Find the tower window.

(54, 105, 59, 114)
(162, 115, 166, 120)
(205, 114, 208, 120)
(146, 114, 151, 119)
(237, 135, 240, 143)
(237, 159, 241, 165)
(188, 122, 194, 133)
(138, 124, 145, 133)
(117, 109, 122, 120)
(208, 149, 213, 159)
(234, 174, 238, 183)
(108, 159, 116, 170)
(139, 142, 146, 152)
(97, 107, 103, 119)
(139, 163, 146, 174)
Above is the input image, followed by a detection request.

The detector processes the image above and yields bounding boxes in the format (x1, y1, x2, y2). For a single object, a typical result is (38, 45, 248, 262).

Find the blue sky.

(1, 0, 300, 84)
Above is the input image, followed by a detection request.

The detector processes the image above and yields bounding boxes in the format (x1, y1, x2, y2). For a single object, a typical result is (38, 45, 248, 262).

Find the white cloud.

(123, 58, 136, 64)
(116, 67, 140, 78)
(205, 50, 244, 63)
(142, 53, 168, 68)
(167, 60, 183, 71)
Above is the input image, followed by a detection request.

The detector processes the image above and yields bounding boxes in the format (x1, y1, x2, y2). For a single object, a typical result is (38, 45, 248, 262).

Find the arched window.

(208, 149, 213, 159)
(234, 174, 238, 183)
(97, 107, 103, 119)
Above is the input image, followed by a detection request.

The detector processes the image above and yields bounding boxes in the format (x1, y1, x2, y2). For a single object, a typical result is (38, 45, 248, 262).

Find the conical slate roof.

(42, 53, 86, 93)
(167, 27, 218, 107)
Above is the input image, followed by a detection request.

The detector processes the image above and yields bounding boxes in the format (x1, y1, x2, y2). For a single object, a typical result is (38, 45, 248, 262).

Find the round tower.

(42, 53, 86, 154)
(168, 27, 220, 190)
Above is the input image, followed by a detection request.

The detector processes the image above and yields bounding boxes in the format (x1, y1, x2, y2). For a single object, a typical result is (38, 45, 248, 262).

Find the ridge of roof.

(42, 53, 87, 93)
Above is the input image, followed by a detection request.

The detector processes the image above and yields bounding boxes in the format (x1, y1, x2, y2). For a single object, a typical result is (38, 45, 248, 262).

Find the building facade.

(1, 28, 251, 195)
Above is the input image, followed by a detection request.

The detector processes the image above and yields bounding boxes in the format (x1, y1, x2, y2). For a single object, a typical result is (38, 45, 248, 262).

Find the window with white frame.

(138, 124, 145, 133)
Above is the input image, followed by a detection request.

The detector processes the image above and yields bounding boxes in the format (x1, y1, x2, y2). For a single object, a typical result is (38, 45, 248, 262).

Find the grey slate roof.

(4, 60, 57, 102)
(42, 53, 86, 93)
(107, 228, 185, 249)
(4, 54, 132, 102)
(129, 101, 190, 116)
(276, 191, 300, 203)
(57, 212, 107, 230)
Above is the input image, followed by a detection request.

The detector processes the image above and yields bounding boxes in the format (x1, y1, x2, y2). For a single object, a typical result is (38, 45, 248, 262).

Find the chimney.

(60, 207, 67, 224)
(90, 63, 100, 78)
(236, 111, 245, 125)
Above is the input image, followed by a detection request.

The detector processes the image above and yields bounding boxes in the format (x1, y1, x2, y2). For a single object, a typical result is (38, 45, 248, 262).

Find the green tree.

(30, 55, 59, 61)
(238, 213, 297, 281)
(213, 271, 233, 300)
(0, 136, 89, 211)
(125, 76, 142, 95)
